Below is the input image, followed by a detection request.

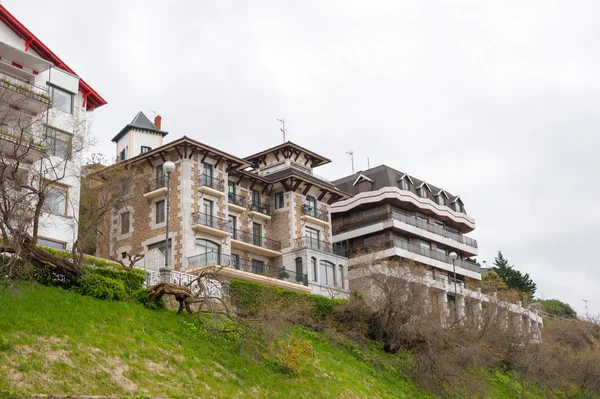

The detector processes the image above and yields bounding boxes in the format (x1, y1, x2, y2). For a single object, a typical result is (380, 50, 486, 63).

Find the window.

(306, 195, 317, 216)
(275, 192, 284, 209)
(399, 178, 409, 190)
(203, 199, 213, 217)
(420, 186, 429, 198)
(232, 253, 240, 270)
(155, 200, 165, 223)
(228, 215, 236, 230)
(311, 257, 318, 282)
(148, 239, 171, 265)
(306, 227, 319, 249)
(437, 195, 446, 206)
(43, 185, 67, 215)
(121, 252, 127, 259)
(252, 259, 265, 274)
(435, 245, 447, 255)
(119, 148, 127, 161)
(228, 181, 236, 197)
(195, 239, 219, 255)
(38, 237, 66, 249)
(252, 190, 260, 204)
(446, 226, 460, 235)
(203, 163, 213, 178)
(50, 85, 73, 114)
(295, 257, 303, 276)
(141, 146, 151, 154)
(416, 213, 429, 223)
(420, 240, 431, 250)
(120, 211, 130, 234)
(320, 260, 335, 286)
(253, 222, 262, 246)
(339, 265, 345, 289)
(434, 220, 444, 228)
(43, 128, 72, 160)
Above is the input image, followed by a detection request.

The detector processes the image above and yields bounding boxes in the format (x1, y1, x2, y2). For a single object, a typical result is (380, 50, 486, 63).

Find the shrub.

(84, 266, 145, 294)
(131, 288, 165, 310)
(269, 335, 316, 375)
(75, 273, 127, 301)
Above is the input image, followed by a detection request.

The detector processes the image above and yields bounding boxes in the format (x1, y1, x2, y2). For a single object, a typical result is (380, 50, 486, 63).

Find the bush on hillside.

(75, 273, 127, 301)
(131, 288, 165, 310)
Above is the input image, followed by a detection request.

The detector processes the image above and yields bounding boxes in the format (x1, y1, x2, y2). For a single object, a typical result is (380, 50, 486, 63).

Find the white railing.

(145, 269, 222, 298)
(141, 248, 164, 271)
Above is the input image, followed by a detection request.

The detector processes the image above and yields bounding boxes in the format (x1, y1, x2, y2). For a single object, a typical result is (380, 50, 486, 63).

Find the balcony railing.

(249, 200, 270, 216)
(301, 205, 329, 222)
(232, 228, 282, 252)
(0, 70, 51, 103)
(351, 238, 481, 273)
(228, 192, 247, 208)
(200, 173, 224, 191)
(294, 236, 347, 257)
(186, 252, 308, 286)
(334, 210, 478, 249)
(191, 212, 232, 234)
(147, 176, 168, 192)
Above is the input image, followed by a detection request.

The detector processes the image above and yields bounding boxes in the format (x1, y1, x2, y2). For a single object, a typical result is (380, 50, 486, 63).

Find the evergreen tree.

(492, 251, 537, 299)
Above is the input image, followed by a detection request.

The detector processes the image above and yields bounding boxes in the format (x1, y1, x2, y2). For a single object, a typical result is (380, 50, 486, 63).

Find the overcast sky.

(9, 0, 599, 315)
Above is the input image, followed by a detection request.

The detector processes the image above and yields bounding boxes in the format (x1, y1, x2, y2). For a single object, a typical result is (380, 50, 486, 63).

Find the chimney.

(154, 115, 162, 130)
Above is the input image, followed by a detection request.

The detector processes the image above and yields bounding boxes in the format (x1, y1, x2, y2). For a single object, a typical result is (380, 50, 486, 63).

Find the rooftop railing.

(191, 212, 232, 234)
(200, 173, 224, 191)
(232, 228, 282, 252)
(334, 210, 478, 249)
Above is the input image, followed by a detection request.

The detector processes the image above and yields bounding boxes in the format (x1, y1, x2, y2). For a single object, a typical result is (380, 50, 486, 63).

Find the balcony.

(228, 192, 247, 212)
(186, 252, 309, 292)
(248, 200, 271, 220)
(199, 174, 224, 197)
(294, 236, 347, 257)
(334, 210, 478, 249)
(0, 129, 46, 163)
(300, 205, 329, 227)
(351, 238, 481, 274)
(143, 176, 168, 199)
(0, 70, 51, 114)
(231, 228, 282, 257)
(191, 212, 232, 238)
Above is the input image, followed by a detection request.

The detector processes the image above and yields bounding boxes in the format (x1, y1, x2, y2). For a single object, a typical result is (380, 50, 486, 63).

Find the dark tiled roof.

(332, 164, 464, 206)
(244, 141, 331, 168)
(262, 168, 351, 199)
(111, 111, 168, 143)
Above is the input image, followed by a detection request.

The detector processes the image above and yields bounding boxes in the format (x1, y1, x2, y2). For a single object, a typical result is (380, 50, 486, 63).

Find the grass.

(0, 283, 430, 398)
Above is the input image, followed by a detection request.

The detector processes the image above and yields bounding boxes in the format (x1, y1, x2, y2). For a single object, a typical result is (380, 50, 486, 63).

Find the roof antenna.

(150, 109, 156, 118)
(277, 118, 286, 143)
(346, 150, 355, 174)
(367, 157, 370, 169)
(583, 299, 589, 319)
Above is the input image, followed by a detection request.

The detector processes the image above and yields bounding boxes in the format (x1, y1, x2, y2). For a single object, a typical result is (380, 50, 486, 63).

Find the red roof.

(0, 5, 106, 110)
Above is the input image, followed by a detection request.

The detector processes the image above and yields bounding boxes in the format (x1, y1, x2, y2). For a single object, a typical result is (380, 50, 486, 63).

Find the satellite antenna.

(277, 118, 286, 142)
(346, 150, 355, 174)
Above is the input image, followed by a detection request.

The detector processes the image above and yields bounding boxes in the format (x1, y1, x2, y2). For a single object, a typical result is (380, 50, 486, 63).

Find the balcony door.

(306, 227, 320, 249)
(306, 196, 317, 217)
(195, 239, 220, 266)
(252, 222, 262, 246)
(203, 199, 213, 227)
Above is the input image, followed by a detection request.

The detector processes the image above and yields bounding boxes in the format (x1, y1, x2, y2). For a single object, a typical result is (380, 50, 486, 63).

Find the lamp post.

(162, 161, 175, 269)
(449, 251, 459, 323)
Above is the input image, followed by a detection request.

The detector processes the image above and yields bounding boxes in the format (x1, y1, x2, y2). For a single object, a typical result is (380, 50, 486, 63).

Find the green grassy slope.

(0, 284, 429, 398)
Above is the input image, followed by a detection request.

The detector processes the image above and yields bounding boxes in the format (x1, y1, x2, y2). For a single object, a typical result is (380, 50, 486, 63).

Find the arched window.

(339, 265, 345, 289)
(319, 260, 335, 286)
(195, 239, 220, 266)
(311, 257, 317, 282)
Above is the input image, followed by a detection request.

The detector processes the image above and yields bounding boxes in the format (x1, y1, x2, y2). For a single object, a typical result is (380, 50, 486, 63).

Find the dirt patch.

(96, 356, 138, 392)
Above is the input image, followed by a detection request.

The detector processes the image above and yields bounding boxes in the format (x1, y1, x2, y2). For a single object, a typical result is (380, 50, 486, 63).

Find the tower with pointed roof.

(112, 111, 168, 161)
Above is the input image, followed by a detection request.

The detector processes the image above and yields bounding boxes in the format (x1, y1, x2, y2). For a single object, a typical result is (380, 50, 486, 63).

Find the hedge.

(229, 280, 345, 319)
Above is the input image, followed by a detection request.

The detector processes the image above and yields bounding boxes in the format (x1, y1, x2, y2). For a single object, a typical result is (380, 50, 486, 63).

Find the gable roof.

(111, 111, 168, 143)
(244, 141, 331, 168)
(397, 173, 413, 184)
(436, 189, 450, 198)
(352, 173, 373, 186)
(0, 5, 106, 110)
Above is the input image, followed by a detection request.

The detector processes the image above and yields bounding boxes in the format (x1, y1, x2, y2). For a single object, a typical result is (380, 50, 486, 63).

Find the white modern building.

(0, 5, 106, 249)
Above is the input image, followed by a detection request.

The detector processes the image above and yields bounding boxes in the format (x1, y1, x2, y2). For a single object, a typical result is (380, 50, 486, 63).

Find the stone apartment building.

(331, 165, 543, 336)
(95, 112, 350, 298)
(0, 5, 105, 249)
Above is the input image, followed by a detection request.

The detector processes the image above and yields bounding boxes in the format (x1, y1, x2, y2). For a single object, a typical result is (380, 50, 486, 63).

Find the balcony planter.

(278, 270, 290, 280)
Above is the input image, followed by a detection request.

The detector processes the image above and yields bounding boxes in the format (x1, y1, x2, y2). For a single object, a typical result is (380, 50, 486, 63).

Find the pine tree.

(492, 251, 537, 299)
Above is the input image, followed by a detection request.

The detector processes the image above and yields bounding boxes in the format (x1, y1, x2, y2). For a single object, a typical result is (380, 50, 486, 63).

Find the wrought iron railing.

(191, 212, 232, 234)
(0, 70, 50, 102)
(185, 252, 307, 286)
(147, 176, 168, 192)
(200, 173, 224, 191)
(232, 228, 282, 252)
(249, 200, 270, 216)
(350, 238, 481, 273)
(333, 210, 478, 248)
(228, 192, 247, 208)
(301, 205, 328, 222)
(293, 236, 347, 257)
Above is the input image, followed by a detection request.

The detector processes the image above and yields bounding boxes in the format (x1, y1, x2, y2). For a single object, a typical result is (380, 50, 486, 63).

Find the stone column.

(456, 294, 466, 324)
(437, 291, 449, 327)
(159, 267, 172, 283)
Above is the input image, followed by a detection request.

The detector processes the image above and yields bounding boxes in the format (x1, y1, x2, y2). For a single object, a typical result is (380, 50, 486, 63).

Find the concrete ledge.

(143, 187, 167, 199)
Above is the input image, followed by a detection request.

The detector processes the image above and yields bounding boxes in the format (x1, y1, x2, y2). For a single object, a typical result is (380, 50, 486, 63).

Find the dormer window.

(454, 202, 462, 212)
(420, 186, 429, 199)
(452, 197, 465, 213)
(397, 174, 412, 191)
(437, 195, 446, 206)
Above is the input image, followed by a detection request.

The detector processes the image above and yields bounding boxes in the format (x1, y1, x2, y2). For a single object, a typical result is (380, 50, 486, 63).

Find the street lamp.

(449, 251, 459, 323)
(162, 161, 176, 269)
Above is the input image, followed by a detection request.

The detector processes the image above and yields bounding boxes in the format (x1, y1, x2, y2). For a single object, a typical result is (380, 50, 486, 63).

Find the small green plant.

(131, 288, 165, 310)
(278, 270, 290, 279)
(0, 339, 15, 352)
(270, 335, 316, 375)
